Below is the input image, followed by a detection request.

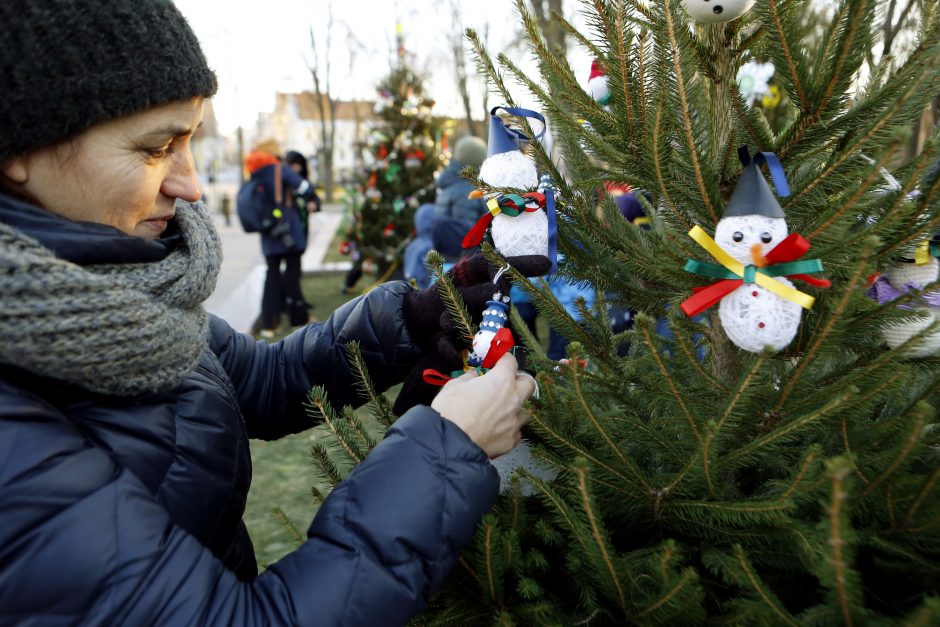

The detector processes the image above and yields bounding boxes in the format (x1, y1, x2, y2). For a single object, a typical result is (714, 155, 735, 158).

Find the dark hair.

(284, 151, 309, 180)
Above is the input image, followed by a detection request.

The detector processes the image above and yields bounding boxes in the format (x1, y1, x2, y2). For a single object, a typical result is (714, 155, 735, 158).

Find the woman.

(0, 1, 534, 625)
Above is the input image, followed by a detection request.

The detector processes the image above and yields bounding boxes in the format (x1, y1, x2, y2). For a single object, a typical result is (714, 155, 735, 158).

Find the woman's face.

(2, 98, 204, 240)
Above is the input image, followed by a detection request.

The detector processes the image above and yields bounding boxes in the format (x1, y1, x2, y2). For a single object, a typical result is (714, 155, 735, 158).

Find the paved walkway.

(203, 203, 350, 334)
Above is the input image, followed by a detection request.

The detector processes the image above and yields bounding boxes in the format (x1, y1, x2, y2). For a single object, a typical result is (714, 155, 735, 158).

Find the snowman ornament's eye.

(681, 0, 756, 23)
(732, 231, 744, 242)
(761, 232, 773, 244)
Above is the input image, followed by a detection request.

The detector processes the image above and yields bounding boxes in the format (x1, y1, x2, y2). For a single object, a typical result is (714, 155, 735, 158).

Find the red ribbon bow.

(462, 192, 546, 249)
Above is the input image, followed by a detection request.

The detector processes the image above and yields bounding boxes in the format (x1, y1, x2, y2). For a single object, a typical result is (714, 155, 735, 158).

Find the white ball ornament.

(714, 215, 801, 353)
(682, 147, 829, 355)
(478, 150, 539, 191)
(682, 0, 756, 23)
(878, 258, 940, 356)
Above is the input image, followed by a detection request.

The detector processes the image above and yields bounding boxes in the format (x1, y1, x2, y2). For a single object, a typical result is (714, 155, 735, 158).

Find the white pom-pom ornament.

(478, 150, 538, 191)
(879, 258, 940, 356)
(682, 0, 756, 23)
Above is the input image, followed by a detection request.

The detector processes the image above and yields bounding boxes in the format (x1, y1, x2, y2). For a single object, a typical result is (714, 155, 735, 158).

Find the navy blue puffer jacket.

(0, 202, 499, 626)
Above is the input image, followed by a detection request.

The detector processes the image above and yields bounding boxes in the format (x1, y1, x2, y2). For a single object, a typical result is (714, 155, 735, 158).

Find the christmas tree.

(345, 59, 440, 281)
(311, 1, 940, 623)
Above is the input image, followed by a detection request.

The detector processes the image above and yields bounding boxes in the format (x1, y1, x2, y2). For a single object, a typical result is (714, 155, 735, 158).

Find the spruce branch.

(574, 466, 629, 622)
(764, 0, 810, 111)
(823, 457, 861, 626)
(781, 446, 821, 499)
(614, 0, 637, 146)
(310, 485, 327, 506)
(774, 239, 875, 412)
(310, 390, 364, 465)
(482, 518, 499, 602)
(309, 442, 343, 487)
(651, 94, 694, 231)
(860, 401, 930, 498)
(628, 569, 699, 623)
(635, 314, 703, 443)
(907, 464, 940, 524)
(841, 418, 871, 486)
(345, 341, 395, 428)
(426, 250, 475, 341)
(509, 305, 546, 360)
(271, 507, 305, 547)
(703, 353, 767, 498)
(571, 354, 652, 491)
(528, 410, 641, 493)
(808, 139, 902, 240)
(342, 406, 377, 451)
(661, 0, 719, 223)
(724, 387, 858, 468)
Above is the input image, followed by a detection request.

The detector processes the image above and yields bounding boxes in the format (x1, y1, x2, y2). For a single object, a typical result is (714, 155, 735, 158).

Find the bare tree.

(447, 0, 481, 137)
(307, 4, 337, 202)
(344, 27, 370, 177)
(528, 0, 566, 55)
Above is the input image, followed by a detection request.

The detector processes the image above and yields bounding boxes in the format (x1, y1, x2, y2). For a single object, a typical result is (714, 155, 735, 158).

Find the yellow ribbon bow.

(688, 226, 816, 310)
(915, 239, 931, 265)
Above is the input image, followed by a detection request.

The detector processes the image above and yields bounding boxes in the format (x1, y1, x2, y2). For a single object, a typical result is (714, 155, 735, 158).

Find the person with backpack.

(241, 141, 318, 336)
(0, 1, 541, 624)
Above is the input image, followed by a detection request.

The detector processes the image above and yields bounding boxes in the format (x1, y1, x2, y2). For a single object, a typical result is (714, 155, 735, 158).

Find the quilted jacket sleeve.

(210, 281, 422, 440)
(0, 390, 498, 626)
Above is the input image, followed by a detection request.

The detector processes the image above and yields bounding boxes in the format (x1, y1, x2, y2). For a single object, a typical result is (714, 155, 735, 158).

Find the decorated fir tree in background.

(309, 1, 940, 624)
(343, 59, 441, 282)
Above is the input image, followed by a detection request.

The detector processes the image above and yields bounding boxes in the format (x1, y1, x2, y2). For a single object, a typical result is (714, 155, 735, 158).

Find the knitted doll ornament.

(868, 243, 940, 356)
(467, 298, 514, 368)
(682, 0, 756, 23)
(682, 147, 829, 353)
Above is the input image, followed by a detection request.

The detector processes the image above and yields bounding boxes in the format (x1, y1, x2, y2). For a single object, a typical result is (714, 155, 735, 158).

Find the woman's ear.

(1, 156, 29, 184)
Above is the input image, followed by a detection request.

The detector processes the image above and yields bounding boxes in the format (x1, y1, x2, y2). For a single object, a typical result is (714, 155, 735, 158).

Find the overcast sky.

(174, 0, 595, 134)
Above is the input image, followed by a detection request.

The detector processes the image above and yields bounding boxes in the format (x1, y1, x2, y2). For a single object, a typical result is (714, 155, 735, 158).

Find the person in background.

(403, 203, 437, 289)
(0, 1, 536, 624)
(244, 141, 317, 337)
(404, 136, 488, 289)
(284, 149, 320, 315)
(434, 135, 487, 224)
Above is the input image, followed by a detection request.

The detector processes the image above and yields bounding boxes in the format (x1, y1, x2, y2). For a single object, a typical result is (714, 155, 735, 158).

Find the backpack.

(236, 163, 283, 233)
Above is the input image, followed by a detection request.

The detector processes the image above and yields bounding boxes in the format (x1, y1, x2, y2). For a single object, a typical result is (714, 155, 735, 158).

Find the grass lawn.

(244, 270, 405, 569)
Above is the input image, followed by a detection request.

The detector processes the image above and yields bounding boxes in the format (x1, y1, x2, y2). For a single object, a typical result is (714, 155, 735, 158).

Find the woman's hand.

(431, 354, 536, 458)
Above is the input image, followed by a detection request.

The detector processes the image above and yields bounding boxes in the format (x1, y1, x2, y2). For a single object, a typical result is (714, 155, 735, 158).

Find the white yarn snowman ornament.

(682, 0, 756, 23)
(867, 240, 940, 356)
(681, 147, 829, 353)
(462, 106, 557, 274)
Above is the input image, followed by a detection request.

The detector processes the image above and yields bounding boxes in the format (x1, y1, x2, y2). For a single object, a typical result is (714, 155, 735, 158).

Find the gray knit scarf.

(0, 201, 222, 396)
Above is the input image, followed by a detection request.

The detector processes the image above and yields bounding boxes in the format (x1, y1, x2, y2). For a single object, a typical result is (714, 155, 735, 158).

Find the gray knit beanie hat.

(0, 0, 218, 162)
(454, 136, 487, 168)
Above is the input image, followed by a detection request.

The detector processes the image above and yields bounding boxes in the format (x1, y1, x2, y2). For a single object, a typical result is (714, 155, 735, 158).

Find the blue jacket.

(434, 161, 486, 224)
(403, 203, 437, 289)
(0, 200, 499, 626)
(253, 163, 315, 257)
